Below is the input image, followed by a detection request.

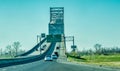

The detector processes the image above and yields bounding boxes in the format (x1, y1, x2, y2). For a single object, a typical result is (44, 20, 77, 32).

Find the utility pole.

(65, 36, 77, 52)
(73, 36, 74, 46)
(37, 35, 41, 54)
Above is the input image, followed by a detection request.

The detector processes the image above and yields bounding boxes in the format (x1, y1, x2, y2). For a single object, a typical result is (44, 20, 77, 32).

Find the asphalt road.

(0, 60, 119, 71)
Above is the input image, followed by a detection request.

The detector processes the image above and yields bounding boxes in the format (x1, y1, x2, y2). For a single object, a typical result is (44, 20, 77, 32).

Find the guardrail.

(0, 42, 56, 68)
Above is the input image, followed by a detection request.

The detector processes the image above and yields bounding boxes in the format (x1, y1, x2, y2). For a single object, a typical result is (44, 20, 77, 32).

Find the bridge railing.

(0, 42, 56, 68)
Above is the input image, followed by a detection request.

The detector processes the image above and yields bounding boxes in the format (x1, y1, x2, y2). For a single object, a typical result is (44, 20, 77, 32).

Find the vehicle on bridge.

(51, 54, 58, 59)
(54, 52, 59, 57)
(44, 55, 53, 61)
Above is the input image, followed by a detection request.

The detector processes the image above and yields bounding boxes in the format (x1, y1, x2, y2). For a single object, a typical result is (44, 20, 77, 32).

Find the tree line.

(0, 41, 25, 58)
(79, 44, 120, 56)
(67, 43, 120, 59)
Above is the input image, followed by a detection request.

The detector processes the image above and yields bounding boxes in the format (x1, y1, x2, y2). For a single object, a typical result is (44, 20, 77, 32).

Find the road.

(0, 60, 119, 71)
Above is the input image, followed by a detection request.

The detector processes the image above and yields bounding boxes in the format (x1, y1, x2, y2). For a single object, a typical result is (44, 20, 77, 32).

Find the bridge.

(0, 7, 69, 67)
(0, 7, 117, 71)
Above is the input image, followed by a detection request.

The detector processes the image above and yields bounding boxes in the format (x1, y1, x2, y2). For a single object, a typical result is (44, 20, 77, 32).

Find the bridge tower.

(49, 7, 64, 35)
(48, 7, 67, 61)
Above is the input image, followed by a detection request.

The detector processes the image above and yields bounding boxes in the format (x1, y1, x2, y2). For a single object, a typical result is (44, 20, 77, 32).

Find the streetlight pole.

(73, 36, 74, 46)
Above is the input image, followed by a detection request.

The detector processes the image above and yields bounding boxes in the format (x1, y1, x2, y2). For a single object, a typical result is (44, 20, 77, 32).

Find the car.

(54, 52, 59, 57)
(40, 48, 44, 51)
(44, 55, 53, 61)
(51, 54, 58, 59)
(43, 44, 46, 48)
(56, 47, 60, 49)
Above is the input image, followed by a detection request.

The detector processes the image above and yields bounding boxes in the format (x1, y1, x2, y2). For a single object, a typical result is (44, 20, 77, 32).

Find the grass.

(0, 55, 14, 59)
(82, 54, 120, 62)
(68, 56, 87, 62)
(85, 62, 120, 68)
(67, 54, 120, 68)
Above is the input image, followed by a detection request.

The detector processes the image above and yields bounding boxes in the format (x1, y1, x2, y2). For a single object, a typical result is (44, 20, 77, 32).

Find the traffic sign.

(47, 34, 62, 42)
(71, 45, 77, 49)
(41, 33, 46, 38)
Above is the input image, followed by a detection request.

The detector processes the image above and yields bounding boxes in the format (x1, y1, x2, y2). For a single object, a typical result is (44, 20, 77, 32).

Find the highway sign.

(71, 45, 77, 49)
(47, 34, 62, 42)
(41, 33, 46, 38)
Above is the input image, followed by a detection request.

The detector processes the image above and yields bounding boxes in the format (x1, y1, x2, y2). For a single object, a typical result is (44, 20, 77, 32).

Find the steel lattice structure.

(49, 7, 64, 35)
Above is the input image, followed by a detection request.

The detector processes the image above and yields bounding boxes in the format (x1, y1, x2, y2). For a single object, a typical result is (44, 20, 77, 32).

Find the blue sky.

(0, 0, 120, 51)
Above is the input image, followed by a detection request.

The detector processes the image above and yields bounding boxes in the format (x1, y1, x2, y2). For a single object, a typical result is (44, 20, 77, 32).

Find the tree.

(94, 44, 102, 54)
(6, 45, 12, 56)
(0, 48, 3, 56)
(18, 49, 25, 55)
(12, 41, 21, 56)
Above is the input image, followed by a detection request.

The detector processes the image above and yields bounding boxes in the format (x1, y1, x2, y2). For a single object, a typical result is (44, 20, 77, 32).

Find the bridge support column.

(57, 37, 67, 62)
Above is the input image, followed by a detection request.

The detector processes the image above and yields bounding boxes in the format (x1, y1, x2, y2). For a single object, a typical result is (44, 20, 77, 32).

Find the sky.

(0, 0, 120, 52)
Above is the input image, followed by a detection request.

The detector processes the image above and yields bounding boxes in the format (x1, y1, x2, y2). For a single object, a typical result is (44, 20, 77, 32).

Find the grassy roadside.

(0, 55, 14, 59)
(67, 54, 120, 68)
